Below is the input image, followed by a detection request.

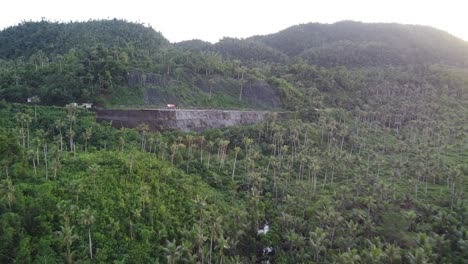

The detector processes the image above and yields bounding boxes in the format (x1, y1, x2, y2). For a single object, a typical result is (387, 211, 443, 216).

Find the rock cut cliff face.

(241, 80, 282, 108)
(127, 71, 282, 108)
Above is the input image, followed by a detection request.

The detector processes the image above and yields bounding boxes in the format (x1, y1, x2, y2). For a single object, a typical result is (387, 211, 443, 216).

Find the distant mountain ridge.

(231, 21, 468, 67)
(2, 20, 468, 66)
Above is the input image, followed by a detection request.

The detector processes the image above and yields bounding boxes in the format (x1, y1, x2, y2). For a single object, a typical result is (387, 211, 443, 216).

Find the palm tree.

(231, 147, 241, 180)
(238, 66, 246, 101)
(192, 223, 207, 263)
(217, 139, 230, 169)
(55, 222, 79, 264)
(206, 141, 214, 169)
(406, 210, 417, 232)
(288, 231, 306, 260)
(139, 185, 151, 211)
(27, 149, 37, 177)
(51, 147, 62, 178)
(162, 239, 184, 264)
(136, 123, 149, 151)
(54, 119, 65, 151)
(147, 133, 155, 153)
(208, 78, 216, 99)
(198, 135, 205, 163)
(308, 227, 328, 262)
(15, 112, 32, 148)
(406, 247, 429, 264)
(170, 143, 178, 165)
(66, 128, 75, 155)
(216, 234, 230, 264)
(0, 178, 16, 209)
(338, 249, 361, 264)
(79, 207, 95, 260)
(65, 105, 78, 151)
(384, 244, 402, 264)
(87, 164, 100, 189)
(242, 137, 253, 159)
(209, 215, 224, 263)
(118, 134, 126, 152)
(311, 159, 320, 196)
(128, 208, 141, 240)
(34, 129, 50, 179)
(363, 241, 385, 264)
(270, 156, 280, 201)
(30, 96, 40, 121)
(82, 127, 93, 152)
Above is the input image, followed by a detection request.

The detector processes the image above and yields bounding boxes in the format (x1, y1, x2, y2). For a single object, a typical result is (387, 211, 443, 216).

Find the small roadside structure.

(27, 96, 40, 104)
(81, 103, 93, 109)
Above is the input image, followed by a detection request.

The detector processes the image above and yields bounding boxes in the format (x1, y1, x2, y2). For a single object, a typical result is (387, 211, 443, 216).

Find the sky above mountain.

(2, 0, 467, 43)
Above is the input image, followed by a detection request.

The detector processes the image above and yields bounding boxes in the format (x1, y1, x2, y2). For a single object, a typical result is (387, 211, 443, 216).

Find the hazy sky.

(1, 0, 467, 43)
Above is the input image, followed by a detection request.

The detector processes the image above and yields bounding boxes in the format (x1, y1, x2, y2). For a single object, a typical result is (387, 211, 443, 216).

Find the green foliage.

(0, 99, 465, 262)
(268, 77, 303, 110)
(0, 18, 467, 263)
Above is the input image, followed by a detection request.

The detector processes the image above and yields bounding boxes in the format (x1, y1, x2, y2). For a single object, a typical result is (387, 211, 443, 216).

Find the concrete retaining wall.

(96, 109, 276, 132)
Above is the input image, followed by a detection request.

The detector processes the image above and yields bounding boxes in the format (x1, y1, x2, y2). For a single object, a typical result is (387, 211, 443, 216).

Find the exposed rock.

(242, 80, 281, 108)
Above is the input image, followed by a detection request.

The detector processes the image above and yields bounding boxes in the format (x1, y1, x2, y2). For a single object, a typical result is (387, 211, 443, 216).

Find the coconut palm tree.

(192, 223, 207, 263)
(79, 207, 95, 259)
(0, 178, 16, 209)
(54, 119, 66, 151)
(338, 249, 361, 264)
(363, 240, 385, 264)
(66, 128, 75, 155)
(384, 244, 402, 264)
(216, 233, 230, 264)
(82, 127, 93, 152)
(308, 227, 328, 262)
(406, 247, 429, 264)
(55, 222, 79, 264)
(30, 96, 40, 121)
(231, 146, 241, 180)
(162, 239, 184, 264)
(51, 146, 61, 178)
(206, 141, 214, 169)
(136, 123, 149, 151)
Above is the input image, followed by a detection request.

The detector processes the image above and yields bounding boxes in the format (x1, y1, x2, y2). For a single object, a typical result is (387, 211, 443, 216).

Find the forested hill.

(1, 19, 468, 109)
(0, 19, 467, 263)
(247, 21, 468, 67)
(0, 19, 168, 59)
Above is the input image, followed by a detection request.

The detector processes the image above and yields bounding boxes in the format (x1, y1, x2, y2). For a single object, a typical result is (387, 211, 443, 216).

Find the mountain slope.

(0, 19, 467, 111)
(249, 21, 468, 67)
(0, 20, 285, 108)
(0, 19, 467, 264)
(0, 19, 168, 59)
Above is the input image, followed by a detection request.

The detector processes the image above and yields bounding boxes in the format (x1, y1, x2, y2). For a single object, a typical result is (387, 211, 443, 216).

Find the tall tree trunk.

(33, 159, 37, 177)
(88, 228, 93, 259)
(209, 232, 213, 264)
(231, 152, 238, 180)
(43, 144, 48, 180)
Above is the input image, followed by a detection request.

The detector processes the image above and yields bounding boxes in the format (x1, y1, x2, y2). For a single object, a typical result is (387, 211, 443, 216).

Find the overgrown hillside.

(0, 93, 466, 262)
(0, 19, 467, 263)
(1, 19, 468, 110)
(0, 20, 282, 108)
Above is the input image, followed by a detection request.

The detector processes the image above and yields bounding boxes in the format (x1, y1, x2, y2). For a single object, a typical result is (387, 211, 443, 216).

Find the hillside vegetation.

(0, 19, 466, 263)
